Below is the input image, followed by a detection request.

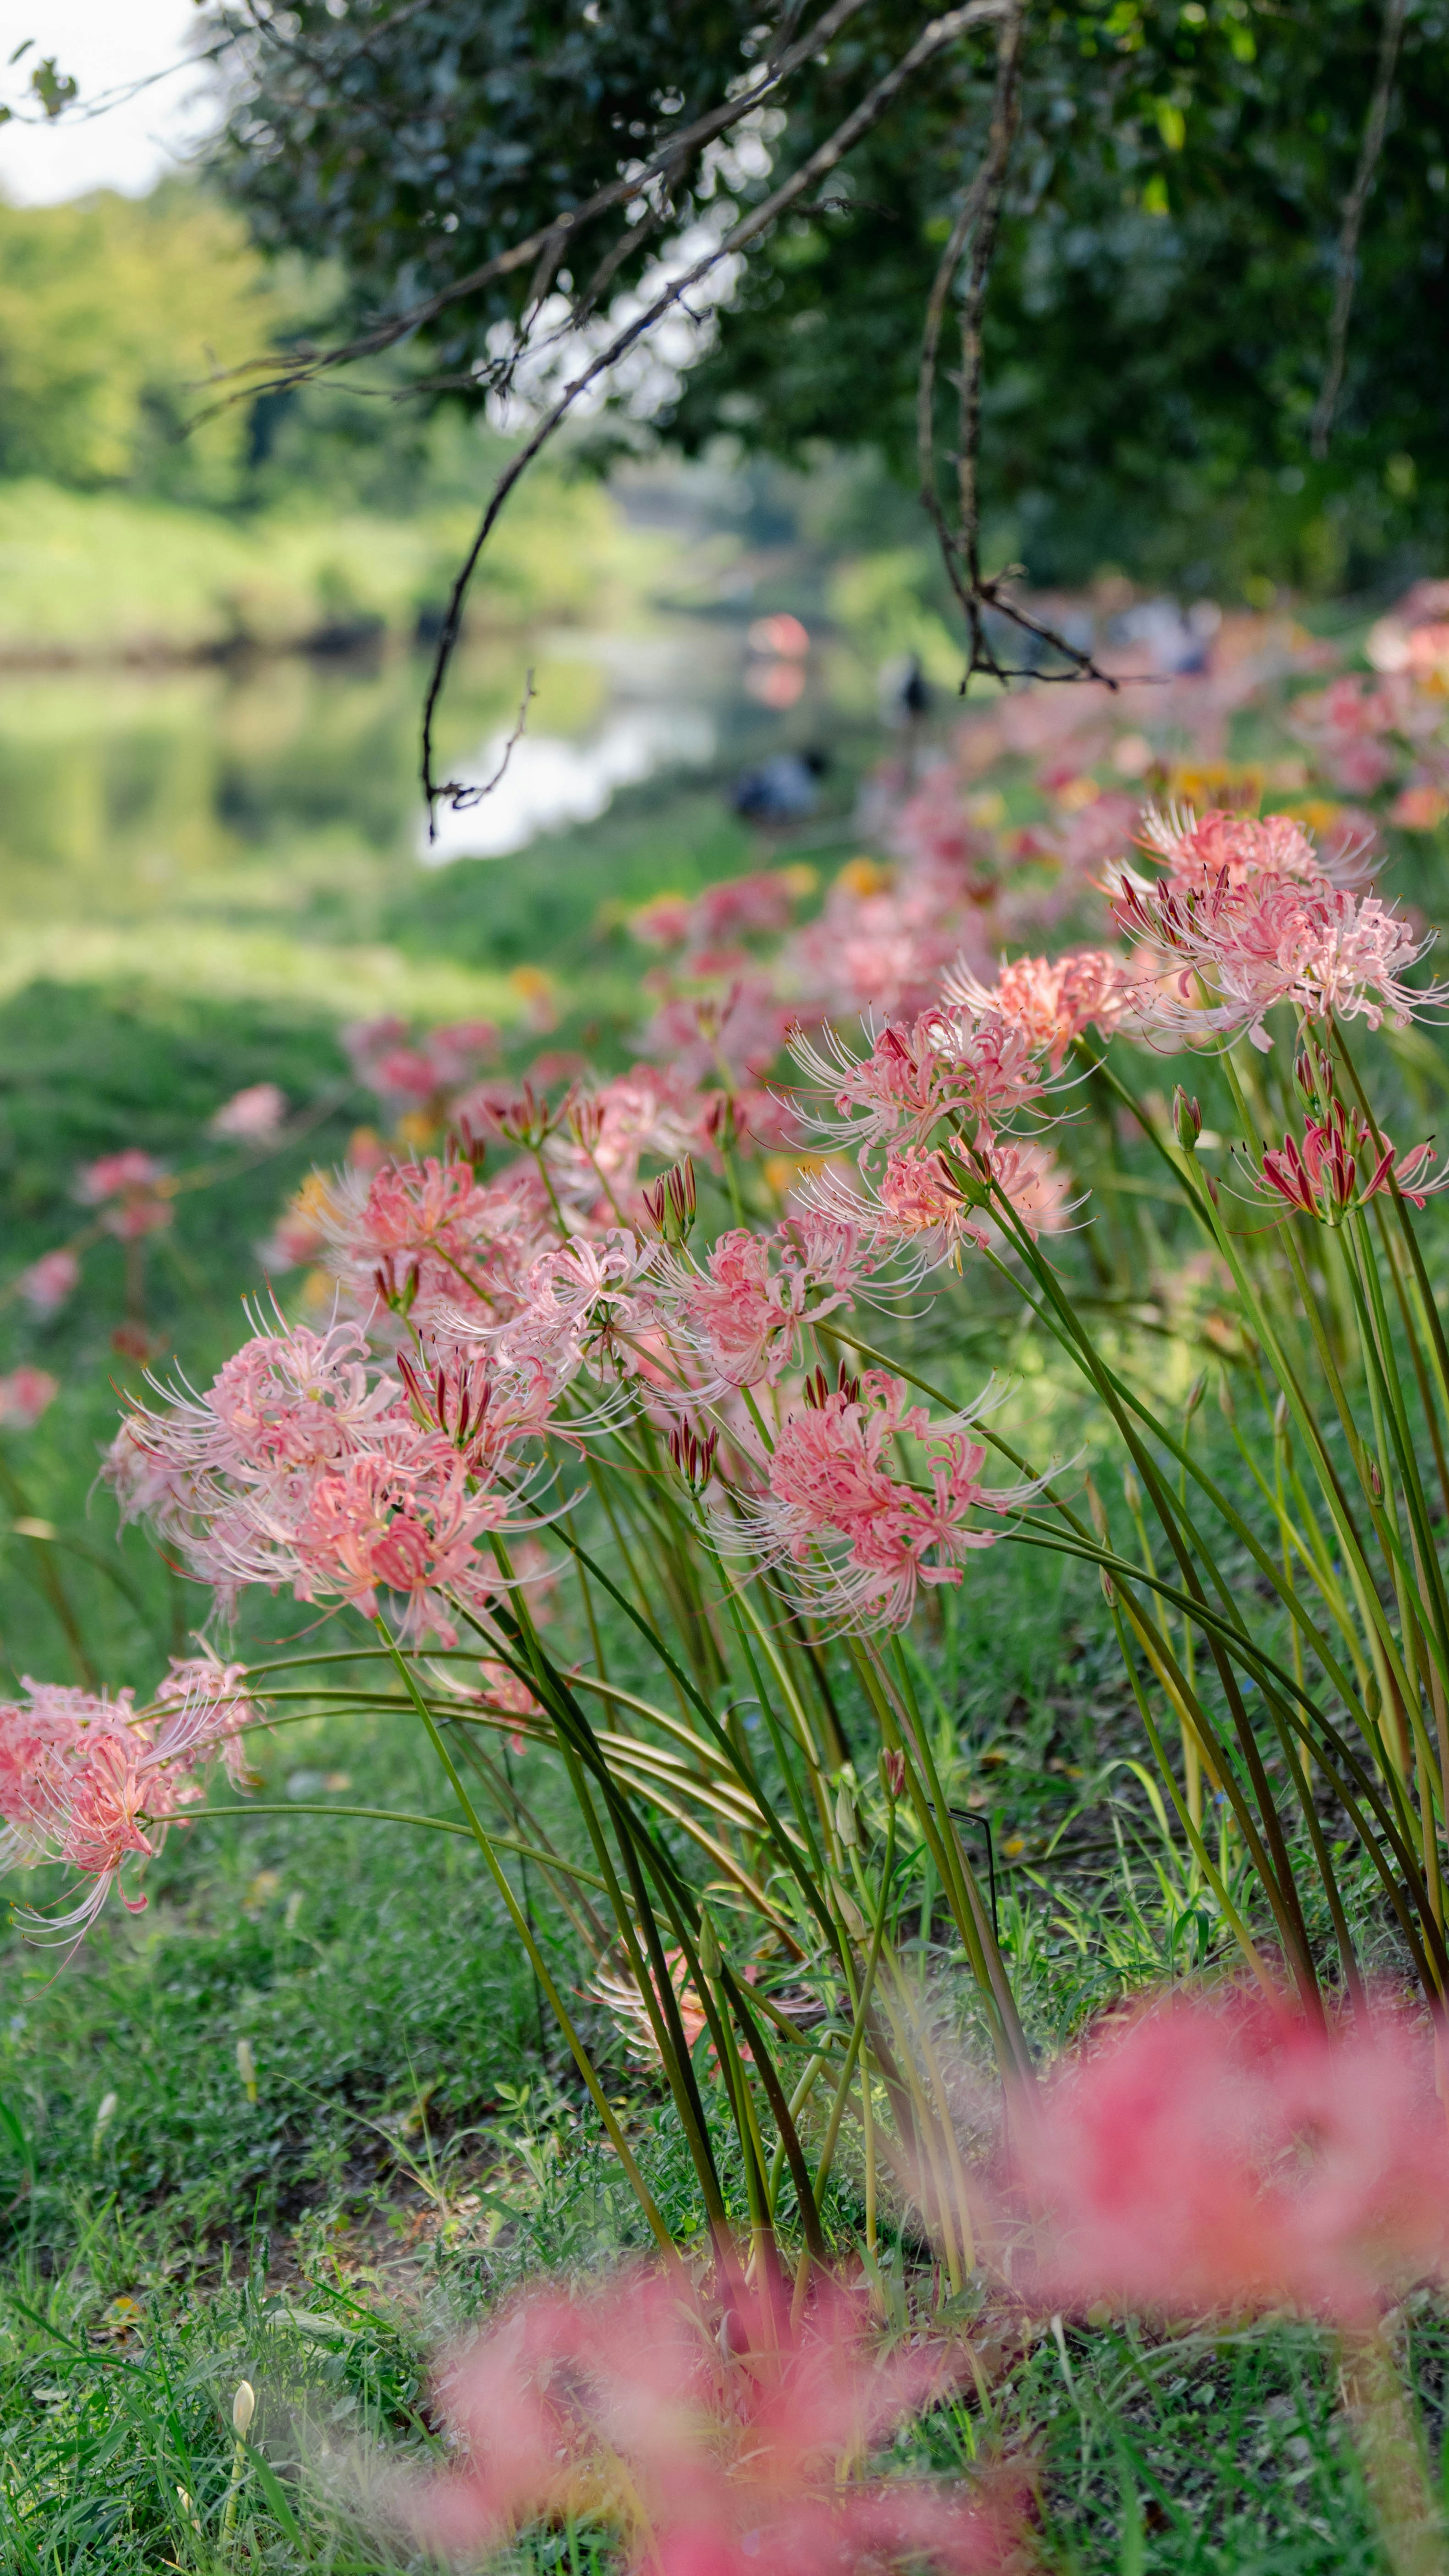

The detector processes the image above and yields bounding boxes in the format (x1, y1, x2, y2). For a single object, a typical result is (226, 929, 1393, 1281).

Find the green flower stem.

(372, 1622, 677, 2260)
(173, 1801, 609, 1890)
(1106, 1595, 1277, 1992)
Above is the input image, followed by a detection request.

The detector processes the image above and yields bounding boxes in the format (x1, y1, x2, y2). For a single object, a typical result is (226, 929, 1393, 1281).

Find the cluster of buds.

(1254, 1098, 1446, 1223)
(496, 1081, 574, 1152)
(641, 1156, 697, 1245)
(666, 1419, 718, 1494)
(801, 1361, 863, 1411)
(445, 1119, 488, 1174)
(373, 1255, 422, 1316)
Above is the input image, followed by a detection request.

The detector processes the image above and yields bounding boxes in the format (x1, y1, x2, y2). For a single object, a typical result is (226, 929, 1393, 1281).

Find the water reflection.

(423, 702, 718, 862)
(0, 614, 847, 1013)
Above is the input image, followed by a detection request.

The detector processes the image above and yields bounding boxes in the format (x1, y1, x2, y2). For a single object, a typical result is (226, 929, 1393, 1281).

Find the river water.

(0, 615, 854, 1021)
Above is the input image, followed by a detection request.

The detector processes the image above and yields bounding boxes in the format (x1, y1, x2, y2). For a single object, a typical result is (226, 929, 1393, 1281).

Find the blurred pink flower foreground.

(394, 2273, 1017, 2574)
(1015, 1993, 1449, 2320)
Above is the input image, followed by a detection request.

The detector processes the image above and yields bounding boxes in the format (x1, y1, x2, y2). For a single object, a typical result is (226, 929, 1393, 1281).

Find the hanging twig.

(436, 670, 535, 815)
(1309, 0, 1408, 462)
(917, 0, 1116, 690)
(418, 0, 1013, 824)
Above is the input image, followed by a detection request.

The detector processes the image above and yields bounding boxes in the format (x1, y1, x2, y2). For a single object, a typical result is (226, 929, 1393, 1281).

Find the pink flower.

(1252, 1092, 1449, 1222)
(0, 1367, 58, 1430)
(1136, 804, 1327, 888)
(391, 2271, 1014, 2576)
(789, 1010, 1042, 1159)
(488, 1232, 664, 1380)
(1114, 862, 1438, 1050)
(210, 1083, 287, 1143)
(674, 1216, 871, 1390)
(1014, 1993, 1449, 2322)
(423, 1020, 500, 1086)
(1391, 784, 1448, 832)
(342, 1015, 409, 1079)
(726, 1370, 1049, 1630)
(371, 1047, 441, 1104)
(18, 1249, 80, 1317)
(546, 1070, 713, 1221)
(813, 1137, 1072, 1267)
(0, 1668, 262, 1941)
(76, 1150, 172, 1238)
(107, 1311, 554, 1642)
(944, 948, 1157, 1070)
(288, 1442, 506, 1646)
(326, 1155, 550, 1325)
(689, 870, 797, 946)
(155, 1656, 260, 1788)
(630, 893, 694, 950)
(640, 977, 792, 1088)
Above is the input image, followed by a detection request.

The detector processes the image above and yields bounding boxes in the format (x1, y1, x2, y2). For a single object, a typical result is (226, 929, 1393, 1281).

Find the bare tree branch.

(1309, 0, 1408, 462)
(419, 0, 1013, 826)
(195, 0, 880, 417)
(438, 670, 537, 813)
(915, 0, 1116, 690)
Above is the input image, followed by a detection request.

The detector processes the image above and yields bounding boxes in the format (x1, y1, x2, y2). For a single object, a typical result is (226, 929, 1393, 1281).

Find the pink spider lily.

(285, 1443, 510, 1645)
(1249, 1098, 1449, 1224)
(76, 1148, 173, 1239)
(545, 1071, 713, 1220)
(1011, 1993, 1449, 2323)
(210, 1082, 288, 1143)
(325, 1154, 551, 1326)
(1112, 866, 1439, 1052)
(943, 947, 1158, 1069)
(387, 2271, 1017, 2576)
(0, 1670, 260, 1942)
(105, 1307, 559, 1641)
(478, 1232, 665, 1380)
(666, 1215, 876, 1392)
(721, 1369, 1052, 1631)
(17, 1248, 80, 1318)
(787, 1009, 1043, 1159)
(1135, 802, 1341, 888)
(0, 1367, 58, 1431)
(807, 1137, 1074, 1268)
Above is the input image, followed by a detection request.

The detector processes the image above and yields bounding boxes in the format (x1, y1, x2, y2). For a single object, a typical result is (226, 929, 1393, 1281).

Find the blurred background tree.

(200, 0, 1449, 596)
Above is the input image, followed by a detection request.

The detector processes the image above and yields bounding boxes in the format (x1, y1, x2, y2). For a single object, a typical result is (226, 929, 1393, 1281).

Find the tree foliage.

(205, 0, 1449, 591)
(0, 185, 268, 496)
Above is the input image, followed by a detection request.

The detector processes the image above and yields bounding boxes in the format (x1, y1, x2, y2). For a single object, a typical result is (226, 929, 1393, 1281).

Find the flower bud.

(1273, 1392, 1290, 1441)
(641, 1156, 697, 1246)
(91, 2091, 118, 2153)
(1367, 1457, 1384, 1503)
(835, 1884, 867, 1940)
(834, 1780, 861, 1850)
(1172, 1086, 1202, 1149)
(1184, 1370, 1207, 1422)
(1218, 1371, 1235, 1424)
(231, 2381, 256, 2440)
(1121, 1466, 1141, 1515)
(1086, 1477, 1110, 1543)
(236, 2037, 258, 2104)
(878, 1748, 906, 1802)
(697, 1912, 722, 1980)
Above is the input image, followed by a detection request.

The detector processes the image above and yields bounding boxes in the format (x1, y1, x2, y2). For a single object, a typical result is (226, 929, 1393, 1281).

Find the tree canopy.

(205, 0, 1449, 593)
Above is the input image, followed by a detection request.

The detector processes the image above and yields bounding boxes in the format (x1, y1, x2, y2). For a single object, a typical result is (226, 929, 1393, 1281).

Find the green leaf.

(243, 2441, 303, 2547)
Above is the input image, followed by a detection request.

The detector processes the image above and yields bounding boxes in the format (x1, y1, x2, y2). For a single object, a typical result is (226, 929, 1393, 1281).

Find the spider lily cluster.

(6, 593, 1449, 2318)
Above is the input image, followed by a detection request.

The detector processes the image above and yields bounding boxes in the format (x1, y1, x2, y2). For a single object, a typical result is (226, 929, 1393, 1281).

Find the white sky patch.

(0, 0, 220, 204)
